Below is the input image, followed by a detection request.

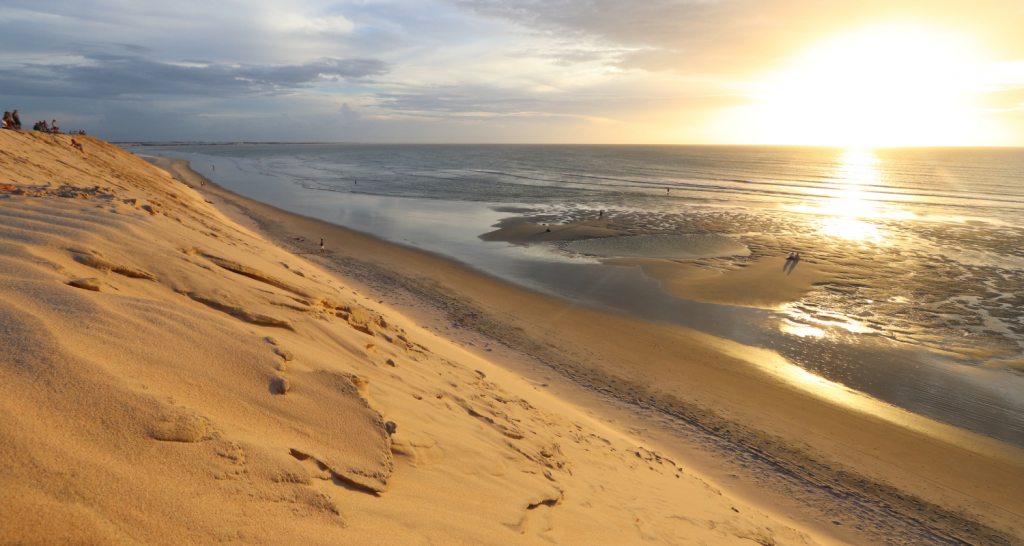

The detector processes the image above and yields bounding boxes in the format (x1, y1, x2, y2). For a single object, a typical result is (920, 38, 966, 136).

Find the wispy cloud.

(0, 54, 389, 99)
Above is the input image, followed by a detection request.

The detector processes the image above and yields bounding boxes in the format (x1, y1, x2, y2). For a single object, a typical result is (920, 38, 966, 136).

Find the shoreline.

(146, 153, 1024, 545)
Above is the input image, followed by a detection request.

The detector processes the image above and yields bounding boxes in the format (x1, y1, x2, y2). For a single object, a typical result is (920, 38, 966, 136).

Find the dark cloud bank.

(0, 54, 389, 99)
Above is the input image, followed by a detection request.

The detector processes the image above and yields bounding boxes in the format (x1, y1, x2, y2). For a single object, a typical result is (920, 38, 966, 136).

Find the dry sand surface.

(0, 133, 831, 544)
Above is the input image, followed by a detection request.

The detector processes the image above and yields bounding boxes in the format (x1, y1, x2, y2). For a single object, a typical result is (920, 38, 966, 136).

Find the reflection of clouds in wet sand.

(564, 233, 749, 260)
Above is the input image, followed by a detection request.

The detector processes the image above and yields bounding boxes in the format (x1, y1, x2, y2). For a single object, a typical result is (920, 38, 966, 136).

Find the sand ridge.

(0, 133, 826, 543)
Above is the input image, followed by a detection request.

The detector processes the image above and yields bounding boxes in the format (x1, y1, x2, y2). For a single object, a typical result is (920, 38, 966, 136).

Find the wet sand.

(478, 208, 1024, 446)
(148, 154, 1024, 545)
(480, 216, 836, 308)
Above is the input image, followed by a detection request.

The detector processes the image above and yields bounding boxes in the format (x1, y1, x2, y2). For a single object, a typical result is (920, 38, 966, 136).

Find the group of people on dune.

(3, 110, 86, 151)
(3, 110, 86, 136)
(32, 119, 85, 135)
(2, 110, 21, 130)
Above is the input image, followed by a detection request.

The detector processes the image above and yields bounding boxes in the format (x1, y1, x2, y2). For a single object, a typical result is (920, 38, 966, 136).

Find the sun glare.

(730, 25, 990, 146)
(788, 148, 888, 240)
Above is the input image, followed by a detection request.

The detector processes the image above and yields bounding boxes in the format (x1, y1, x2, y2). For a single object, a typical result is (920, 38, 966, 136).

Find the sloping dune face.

(0, 132, 817, 545)
(0, 133, 393, 543)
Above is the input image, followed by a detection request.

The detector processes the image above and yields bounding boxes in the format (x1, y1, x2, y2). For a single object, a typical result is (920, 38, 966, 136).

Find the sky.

(3, 0, 1024, 145)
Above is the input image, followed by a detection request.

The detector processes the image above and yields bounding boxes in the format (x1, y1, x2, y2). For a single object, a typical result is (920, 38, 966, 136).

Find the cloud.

(371, 86, 743, 120)
(449, 0, 1011, 75)
(375, 92, 545, 115)
(340, 102, 361, 122)
(0, 54, 389, 99)
(449, 0, 749, 68)
(269, 13, 356, 35)
(509, 46, 630, 67)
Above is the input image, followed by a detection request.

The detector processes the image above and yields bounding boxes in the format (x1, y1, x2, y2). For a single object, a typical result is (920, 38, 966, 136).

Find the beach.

(2, 132, 1023, 545)
(130, 144, 1024, 447)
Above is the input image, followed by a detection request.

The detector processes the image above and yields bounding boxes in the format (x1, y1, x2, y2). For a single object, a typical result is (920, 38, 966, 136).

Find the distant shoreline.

(115, 141, 1024, 149)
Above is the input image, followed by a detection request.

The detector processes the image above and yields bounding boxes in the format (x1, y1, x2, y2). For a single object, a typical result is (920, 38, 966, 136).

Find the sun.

(726, 24, 992, 147)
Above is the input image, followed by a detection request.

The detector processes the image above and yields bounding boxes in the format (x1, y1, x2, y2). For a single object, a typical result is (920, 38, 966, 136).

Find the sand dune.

(0, 132, 833, 543)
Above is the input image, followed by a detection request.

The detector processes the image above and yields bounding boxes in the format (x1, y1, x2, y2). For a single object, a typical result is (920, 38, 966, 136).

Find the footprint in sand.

(274, 346, 295, 362)
(272, 376, 290, 395)
(152, 410, 209, 443)
(66, 278, 102, 291)
(351, 376, 371, 399)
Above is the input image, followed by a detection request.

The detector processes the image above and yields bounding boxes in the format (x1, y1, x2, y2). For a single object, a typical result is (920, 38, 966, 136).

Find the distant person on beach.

(599, 210, 604, 219)
(51, 120, 60, 134)
(201, 179, 206, 187)
(70, 138, 84, 152)
(667, 188, 670, 195)
(786, 252, 801, 260)
(11, 110, 20, 130)
(212, 165, 215, 171)
(320, 238, 325, 253)
(2, 112, 13, 129)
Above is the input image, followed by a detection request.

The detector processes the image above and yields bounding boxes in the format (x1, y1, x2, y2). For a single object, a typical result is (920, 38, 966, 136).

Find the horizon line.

(113, 141, 1024, 149)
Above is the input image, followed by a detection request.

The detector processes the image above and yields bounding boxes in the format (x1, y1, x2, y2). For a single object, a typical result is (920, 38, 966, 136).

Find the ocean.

(128, 144, 1024, 447)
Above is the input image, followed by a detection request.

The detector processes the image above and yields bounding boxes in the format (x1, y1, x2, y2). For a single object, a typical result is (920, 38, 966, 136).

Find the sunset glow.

(727, 25, 994, 146)
(5, 2, 1024, 145)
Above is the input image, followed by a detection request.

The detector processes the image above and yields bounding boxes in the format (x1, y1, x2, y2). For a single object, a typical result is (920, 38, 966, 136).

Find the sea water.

(128, 144, 1024, 447)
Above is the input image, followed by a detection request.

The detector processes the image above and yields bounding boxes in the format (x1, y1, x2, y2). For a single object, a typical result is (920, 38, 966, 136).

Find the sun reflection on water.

(779, 321, 826, 338)
(821, 216, 880, 240)
(816, 148, 888, 241)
